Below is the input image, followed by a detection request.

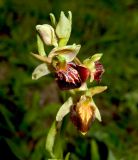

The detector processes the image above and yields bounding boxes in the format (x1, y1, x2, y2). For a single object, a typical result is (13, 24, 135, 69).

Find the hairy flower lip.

(70, 96, 95, 133)
(70, 104, 95, 133)
(55, 62, 82, 90)
(76, 65, 90, 83)
(55, 62, 90, 90)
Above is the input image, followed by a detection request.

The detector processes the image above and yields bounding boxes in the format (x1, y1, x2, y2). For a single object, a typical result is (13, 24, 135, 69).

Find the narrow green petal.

(50, 13, 56, 26)
(90, 53, 103, 62)
(37, 34, 46, 56)
(31, 52, 51, 63)
(68, 11, 72, 22)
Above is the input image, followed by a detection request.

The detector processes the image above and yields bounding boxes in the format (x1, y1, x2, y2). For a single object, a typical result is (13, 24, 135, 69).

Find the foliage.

(0, 0, 138, 159)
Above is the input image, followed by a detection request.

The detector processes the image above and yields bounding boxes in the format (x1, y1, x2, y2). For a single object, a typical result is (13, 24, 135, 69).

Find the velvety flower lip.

(55, 62, 82, 90)
(70, 96, 95, 134)
(55, 62, 90, 90)
(76, 65, 90, 83)
(94, 61, 104, 82)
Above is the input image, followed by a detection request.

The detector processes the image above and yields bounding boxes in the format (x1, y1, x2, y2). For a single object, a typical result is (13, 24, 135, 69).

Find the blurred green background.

(0, 0, 138, 159)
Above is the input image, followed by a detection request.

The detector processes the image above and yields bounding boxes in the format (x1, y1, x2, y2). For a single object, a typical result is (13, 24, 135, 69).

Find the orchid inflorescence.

(31, 11, 107, 135)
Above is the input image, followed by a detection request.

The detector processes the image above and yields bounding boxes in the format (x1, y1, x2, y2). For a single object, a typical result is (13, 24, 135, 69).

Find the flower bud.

(36, 24, 58, 47)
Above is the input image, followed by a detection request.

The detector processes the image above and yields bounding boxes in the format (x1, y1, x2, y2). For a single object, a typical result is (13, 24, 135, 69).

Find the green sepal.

(89, 53, 103, 62)
(56, 11, 72, 46)
(56, 97, 73, 122)
(32, 63, 50, 80)
(88, 86, 107, 96)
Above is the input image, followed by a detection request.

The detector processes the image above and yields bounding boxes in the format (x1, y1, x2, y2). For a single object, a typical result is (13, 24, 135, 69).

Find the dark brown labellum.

(76, 65, 90, 83)
(55, 63, 82, 90)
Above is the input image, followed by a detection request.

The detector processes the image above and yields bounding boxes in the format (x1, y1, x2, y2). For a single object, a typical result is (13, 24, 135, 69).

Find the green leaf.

(56, 97, 73, 122)
(108, 150, 116, 160)
(0, 105, 15, 133)
(91, 140, 100, 160)
(45, 121, 57, 158)
(37, 34, 46, 56)
(91, 99, 101, 121)
(65, 152, 70, 160)
(32, 63, 50, 80)
(6, 138, 29, 159)
(53, 131, 63, 159)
